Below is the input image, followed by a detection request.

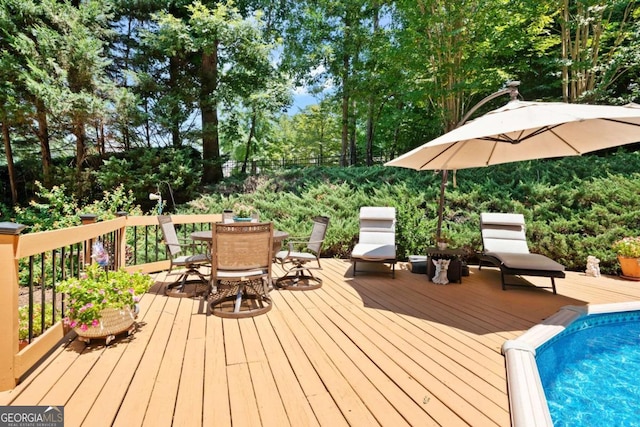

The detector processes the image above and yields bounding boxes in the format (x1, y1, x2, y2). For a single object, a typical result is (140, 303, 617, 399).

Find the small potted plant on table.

(58, 262, 153, 345)
(612, 236, 640, 280)
(232, 203, 257, 222)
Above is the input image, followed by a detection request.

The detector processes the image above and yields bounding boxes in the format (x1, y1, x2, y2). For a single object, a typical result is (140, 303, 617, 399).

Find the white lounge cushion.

(359, 206, 396, 220)
(481, 212, 526, 227)
(358, 231, 395, 245)
(351, 243, 396, 260)
(481, 212, 530, 253)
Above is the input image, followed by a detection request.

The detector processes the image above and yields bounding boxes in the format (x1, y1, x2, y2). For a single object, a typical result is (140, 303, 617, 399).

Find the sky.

(284, 65, 333, 115)
(286, 92, 318, 115)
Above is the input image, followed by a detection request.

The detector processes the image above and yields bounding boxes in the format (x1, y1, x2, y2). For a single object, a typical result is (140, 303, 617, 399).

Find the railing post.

(0, 222, 26, 391)
(80, 214, 97, 266)
(116, 212, 128, 269)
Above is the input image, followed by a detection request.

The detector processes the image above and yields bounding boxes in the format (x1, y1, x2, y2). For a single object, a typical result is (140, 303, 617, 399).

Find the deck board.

(4, 259, 640, 426)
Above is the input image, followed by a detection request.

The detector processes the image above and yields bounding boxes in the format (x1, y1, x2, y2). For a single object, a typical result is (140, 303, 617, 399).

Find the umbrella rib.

(480, 125, 561, 144)
(418, 142, 460, 169)
(603, 118, 640, 128)
(549, 128, 581, 155)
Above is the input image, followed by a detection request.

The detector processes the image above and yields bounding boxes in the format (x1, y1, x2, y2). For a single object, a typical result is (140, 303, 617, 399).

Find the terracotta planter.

(74, 307, 137, 345)
(617, 256, 640, 281)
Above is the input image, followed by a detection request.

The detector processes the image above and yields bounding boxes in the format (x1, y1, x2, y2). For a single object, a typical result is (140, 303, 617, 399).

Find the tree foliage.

(0, 0, 639, 206)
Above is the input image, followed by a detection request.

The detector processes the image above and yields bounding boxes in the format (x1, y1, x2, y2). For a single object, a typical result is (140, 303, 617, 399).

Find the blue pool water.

(536, 311, 640, 426)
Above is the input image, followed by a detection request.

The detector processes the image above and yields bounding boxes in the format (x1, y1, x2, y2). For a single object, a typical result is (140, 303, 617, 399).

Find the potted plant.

(232, 203, 256, 222)
(432, 231, 452, 250)
(612, 236, 640, 280)
(57, 263, 154, 344)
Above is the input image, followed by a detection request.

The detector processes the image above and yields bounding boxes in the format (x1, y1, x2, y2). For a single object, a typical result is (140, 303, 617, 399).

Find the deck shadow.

(341, 260, 587, 336)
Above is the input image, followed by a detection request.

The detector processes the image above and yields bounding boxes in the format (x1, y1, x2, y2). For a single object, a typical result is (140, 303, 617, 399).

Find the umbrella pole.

(436, 169, 448, 240)
(435, 81, 520, 241)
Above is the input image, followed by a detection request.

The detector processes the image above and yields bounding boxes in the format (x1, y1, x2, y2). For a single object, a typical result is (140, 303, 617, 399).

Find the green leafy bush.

(94, 147, 202, 210)
(18, 303, 54, 341)
(189, 149, 640, 275)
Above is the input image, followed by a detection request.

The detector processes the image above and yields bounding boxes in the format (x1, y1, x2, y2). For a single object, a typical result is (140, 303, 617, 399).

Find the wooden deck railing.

(0, 213, 221, 391)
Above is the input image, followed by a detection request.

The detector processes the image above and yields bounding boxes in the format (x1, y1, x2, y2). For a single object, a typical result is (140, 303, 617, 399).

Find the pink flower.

(92, 319, 99, 327)
(80, 324, 88, 331)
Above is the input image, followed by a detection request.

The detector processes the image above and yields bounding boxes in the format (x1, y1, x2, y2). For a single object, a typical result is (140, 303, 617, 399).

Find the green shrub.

(186, 150, 640, 275)
(19, 303, 55, 341)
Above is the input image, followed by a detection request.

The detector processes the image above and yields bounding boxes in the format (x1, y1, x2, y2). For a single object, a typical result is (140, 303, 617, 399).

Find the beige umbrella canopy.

(385, 99, 640, 238)
(386, 100, 640, 171)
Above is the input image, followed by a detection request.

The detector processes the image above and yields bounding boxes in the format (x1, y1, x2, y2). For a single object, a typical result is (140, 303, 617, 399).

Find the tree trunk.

(74, 118, 86, 173)
(365, 100, 374, 166)
(340, 85, 349, 167)
(200, 43, 223, 184)
(1, 121, 18, 205)
(169, 56, 181, 147)
(241, 110, 257, 174)
(34, 99, 52, 188)
(561, 0, 569, 102)
(349, 98, 357, 165)
(366, 3, 379, 166)
(340, 55, 350, 167)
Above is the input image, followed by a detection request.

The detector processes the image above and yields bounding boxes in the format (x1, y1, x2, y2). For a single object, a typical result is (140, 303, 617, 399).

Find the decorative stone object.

(585, 255, 601, 278)
(432, 258, 451, 285)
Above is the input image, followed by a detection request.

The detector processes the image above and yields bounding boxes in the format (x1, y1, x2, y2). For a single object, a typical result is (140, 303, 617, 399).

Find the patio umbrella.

(385, 99, 640, 236)
(386, 100, 640, 170)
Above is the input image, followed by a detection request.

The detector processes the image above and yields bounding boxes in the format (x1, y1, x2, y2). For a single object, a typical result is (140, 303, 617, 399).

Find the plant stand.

(74, 307, 137, 345)
(426, 247, 465, 283)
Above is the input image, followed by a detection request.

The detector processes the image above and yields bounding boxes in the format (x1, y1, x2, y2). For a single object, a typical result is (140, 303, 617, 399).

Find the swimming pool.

(502, 301, 640, 427)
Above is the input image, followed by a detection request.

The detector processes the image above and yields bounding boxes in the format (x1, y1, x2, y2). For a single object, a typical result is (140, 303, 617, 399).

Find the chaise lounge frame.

(478, 212, 565, 294)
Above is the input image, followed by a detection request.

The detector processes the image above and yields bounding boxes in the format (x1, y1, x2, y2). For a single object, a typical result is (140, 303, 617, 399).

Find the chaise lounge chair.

(351, 206, 397, 278)
(478, 212, 565, 294)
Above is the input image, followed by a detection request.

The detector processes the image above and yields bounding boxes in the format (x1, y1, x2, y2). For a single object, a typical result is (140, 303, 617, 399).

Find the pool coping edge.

(502, 301, 640, 427)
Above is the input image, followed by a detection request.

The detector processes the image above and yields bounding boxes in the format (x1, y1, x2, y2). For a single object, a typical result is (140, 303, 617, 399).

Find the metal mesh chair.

(158, 215, 210, 298)
(274, 216, 329, 290)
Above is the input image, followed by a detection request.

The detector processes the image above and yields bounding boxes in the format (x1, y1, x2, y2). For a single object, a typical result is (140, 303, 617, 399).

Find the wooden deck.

(2, 259, 640, 427)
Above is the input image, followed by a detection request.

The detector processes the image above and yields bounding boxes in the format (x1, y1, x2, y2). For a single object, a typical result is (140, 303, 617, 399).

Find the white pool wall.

(502, 301, 640, 427)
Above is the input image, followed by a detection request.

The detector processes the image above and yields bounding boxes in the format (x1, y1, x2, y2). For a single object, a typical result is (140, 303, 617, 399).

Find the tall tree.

(61, 0, 114, 173)
(2, 0, 115, 193)
(559, 0, 639, 102)
(281, 1, 374, 166)
(147, 1, 277, 184)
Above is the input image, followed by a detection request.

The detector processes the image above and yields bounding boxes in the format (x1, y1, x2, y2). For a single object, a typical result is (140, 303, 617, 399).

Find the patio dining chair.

(208, 222, 274, 318)
(158, 215, 210, 298)
(274, 216, 330, 290)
